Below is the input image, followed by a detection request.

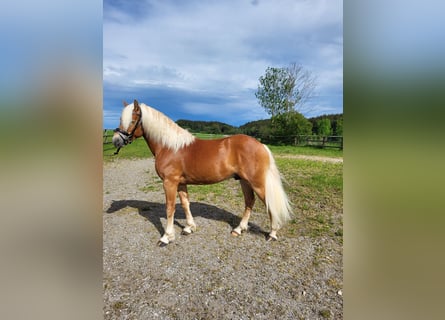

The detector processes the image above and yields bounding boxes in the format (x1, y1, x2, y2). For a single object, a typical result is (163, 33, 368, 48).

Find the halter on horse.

(113, 100, 292, 246)
(112, 107, 142, 154)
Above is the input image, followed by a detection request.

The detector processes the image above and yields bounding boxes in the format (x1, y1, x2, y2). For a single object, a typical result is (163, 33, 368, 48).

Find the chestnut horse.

(113, 100, 291, 246)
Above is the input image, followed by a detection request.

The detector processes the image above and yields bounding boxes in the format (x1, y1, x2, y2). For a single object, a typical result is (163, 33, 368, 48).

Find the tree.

(255, 63, 316, 117)
(255, 63, 316, 144)
(272, 111, 313, 145)
(334, 118, 343, 136)
(308, 113, 342, 136)
(317, 118, 332, 137)
(274, 112, 311, 135)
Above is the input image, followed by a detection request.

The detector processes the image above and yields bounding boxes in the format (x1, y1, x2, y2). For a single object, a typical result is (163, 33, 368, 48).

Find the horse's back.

(188, 134, 263, 154)
(177, 134, 268, 184)
(195, 134, 266, 159)
(226, 134, 268, 158)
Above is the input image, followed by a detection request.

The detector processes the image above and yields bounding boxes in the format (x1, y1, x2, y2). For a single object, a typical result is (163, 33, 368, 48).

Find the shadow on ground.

(106, 200, 267, 238)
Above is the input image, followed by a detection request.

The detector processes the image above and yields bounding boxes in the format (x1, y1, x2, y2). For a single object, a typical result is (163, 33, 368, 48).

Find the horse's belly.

(182, 168, 236, 185)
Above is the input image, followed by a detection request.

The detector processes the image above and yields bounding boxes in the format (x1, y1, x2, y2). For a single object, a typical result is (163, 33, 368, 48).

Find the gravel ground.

(103, 158, 343, 319)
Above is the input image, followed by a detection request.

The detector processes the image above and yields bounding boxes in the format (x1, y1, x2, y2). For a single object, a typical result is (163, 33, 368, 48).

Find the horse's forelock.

(120, 103, 134, 131)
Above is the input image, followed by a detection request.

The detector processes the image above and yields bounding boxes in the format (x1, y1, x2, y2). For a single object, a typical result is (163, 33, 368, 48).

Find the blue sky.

(104, 0, 343, 128)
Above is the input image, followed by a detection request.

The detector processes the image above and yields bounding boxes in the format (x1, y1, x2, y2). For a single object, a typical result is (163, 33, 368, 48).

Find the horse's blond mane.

(138, 103, 195, 152)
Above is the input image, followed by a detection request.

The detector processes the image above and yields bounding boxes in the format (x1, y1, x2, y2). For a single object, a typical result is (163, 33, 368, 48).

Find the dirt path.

(275, 154, 343, 163)
(103, 158, 343, 319)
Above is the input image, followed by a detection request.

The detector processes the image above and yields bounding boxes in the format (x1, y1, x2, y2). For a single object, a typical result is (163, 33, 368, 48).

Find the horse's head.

(112, 99, 144, 149)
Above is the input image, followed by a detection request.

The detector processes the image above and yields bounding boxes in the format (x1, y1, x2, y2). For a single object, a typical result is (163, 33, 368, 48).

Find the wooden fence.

(103, 129, 342, 149)
(290, 135, 343, 149)
(260, 135, 343, 149)
(102, 130, 226, 144)
(103, 129, 113, 144)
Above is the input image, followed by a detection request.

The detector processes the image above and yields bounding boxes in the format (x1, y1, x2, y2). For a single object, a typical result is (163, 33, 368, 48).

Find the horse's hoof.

(231, 230, 241, 237)
(157, 240, 168, 247)
(181, 230, 192, 236)
(266, 234, 277, 242)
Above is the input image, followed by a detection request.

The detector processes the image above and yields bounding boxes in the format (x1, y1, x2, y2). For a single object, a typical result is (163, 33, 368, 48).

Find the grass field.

(267, 145, 342, 158)
(103, 130, 343, 160)
(104, 132, 343, 243)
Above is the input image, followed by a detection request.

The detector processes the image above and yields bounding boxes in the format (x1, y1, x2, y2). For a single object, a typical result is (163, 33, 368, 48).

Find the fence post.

(103, 129, 107, 144)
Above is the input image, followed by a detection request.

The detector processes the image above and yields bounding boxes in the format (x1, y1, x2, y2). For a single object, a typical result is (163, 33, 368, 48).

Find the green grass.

(192, 132, 226, 139)
(278, 158, 342, 241)
(188, 180, 244, 206)
(103, 130, 153, 160)
(267, 145, 343, 158)
(319, 309, 331, 319)
(276, 157, 342, 240)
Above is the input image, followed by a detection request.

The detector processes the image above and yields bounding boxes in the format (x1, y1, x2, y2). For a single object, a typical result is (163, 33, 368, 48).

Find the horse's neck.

(143, 135, 162, 157)
(141, 106, 161, 156)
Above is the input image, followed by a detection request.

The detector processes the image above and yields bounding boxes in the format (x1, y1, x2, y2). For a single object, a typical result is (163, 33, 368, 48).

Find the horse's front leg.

(158, 179, 178, 246)
(178, 184, 196, 235)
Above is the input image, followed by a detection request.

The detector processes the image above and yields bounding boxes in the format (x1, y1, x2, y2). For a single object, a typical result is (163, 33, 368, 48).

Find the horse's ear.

(123, 100, 129, 107)
(133, 99, 140, 111)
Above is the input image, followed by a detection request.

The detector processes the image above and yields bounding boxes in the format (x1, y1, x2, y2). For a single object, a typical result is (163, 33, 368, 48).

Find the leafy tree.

(274, 112, 312, 136)
(255, 63, 316, 117)
(335, 118, 343, 136)
(239, 119, 272, 142)
(309, 113, 343, 136)
(317, 118, 332, 137)
(255, 63, 316, 144)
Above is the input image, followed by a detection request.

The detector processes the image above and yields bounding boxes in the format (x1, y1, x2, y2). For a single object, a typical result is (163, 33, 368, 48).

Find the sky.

(104, 0, 343, 128)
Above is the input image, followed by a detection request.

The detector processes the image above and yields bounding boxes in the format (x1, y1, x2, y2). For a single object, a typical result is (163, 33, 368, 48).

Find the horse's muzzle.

(112, 132, 125, 148)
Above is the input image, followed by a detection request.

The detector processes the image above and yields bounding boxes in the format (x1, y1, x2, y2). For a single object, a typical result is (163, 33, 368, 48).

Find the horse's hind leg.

(178, 184, 196, 235)
(251, 181, 279, 241)
(248, 181, 280, 241)
(232, 180, 255, 236)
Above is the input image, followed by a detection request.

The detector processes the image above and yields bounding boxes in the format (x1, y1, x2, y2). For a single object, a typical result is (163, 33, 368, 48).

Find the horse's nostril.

(112, 135, 124, 148)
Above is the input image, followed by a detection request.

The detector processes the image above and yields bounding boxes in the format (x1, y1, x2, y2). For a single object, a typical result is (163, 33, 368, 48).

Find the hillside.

(176, 119, 240, 135)
(175, 113, 343, 137)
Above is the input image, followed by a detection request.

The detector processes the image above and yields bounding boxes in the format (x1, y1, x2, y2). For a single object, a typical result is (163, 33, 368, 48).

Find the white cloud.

(103, 0, 343, 124)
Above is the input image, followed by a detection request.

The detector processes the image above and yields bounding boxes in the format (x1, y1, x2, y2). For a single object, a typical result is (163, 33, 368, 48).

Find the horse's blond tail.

(263, 145, 292, 229)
